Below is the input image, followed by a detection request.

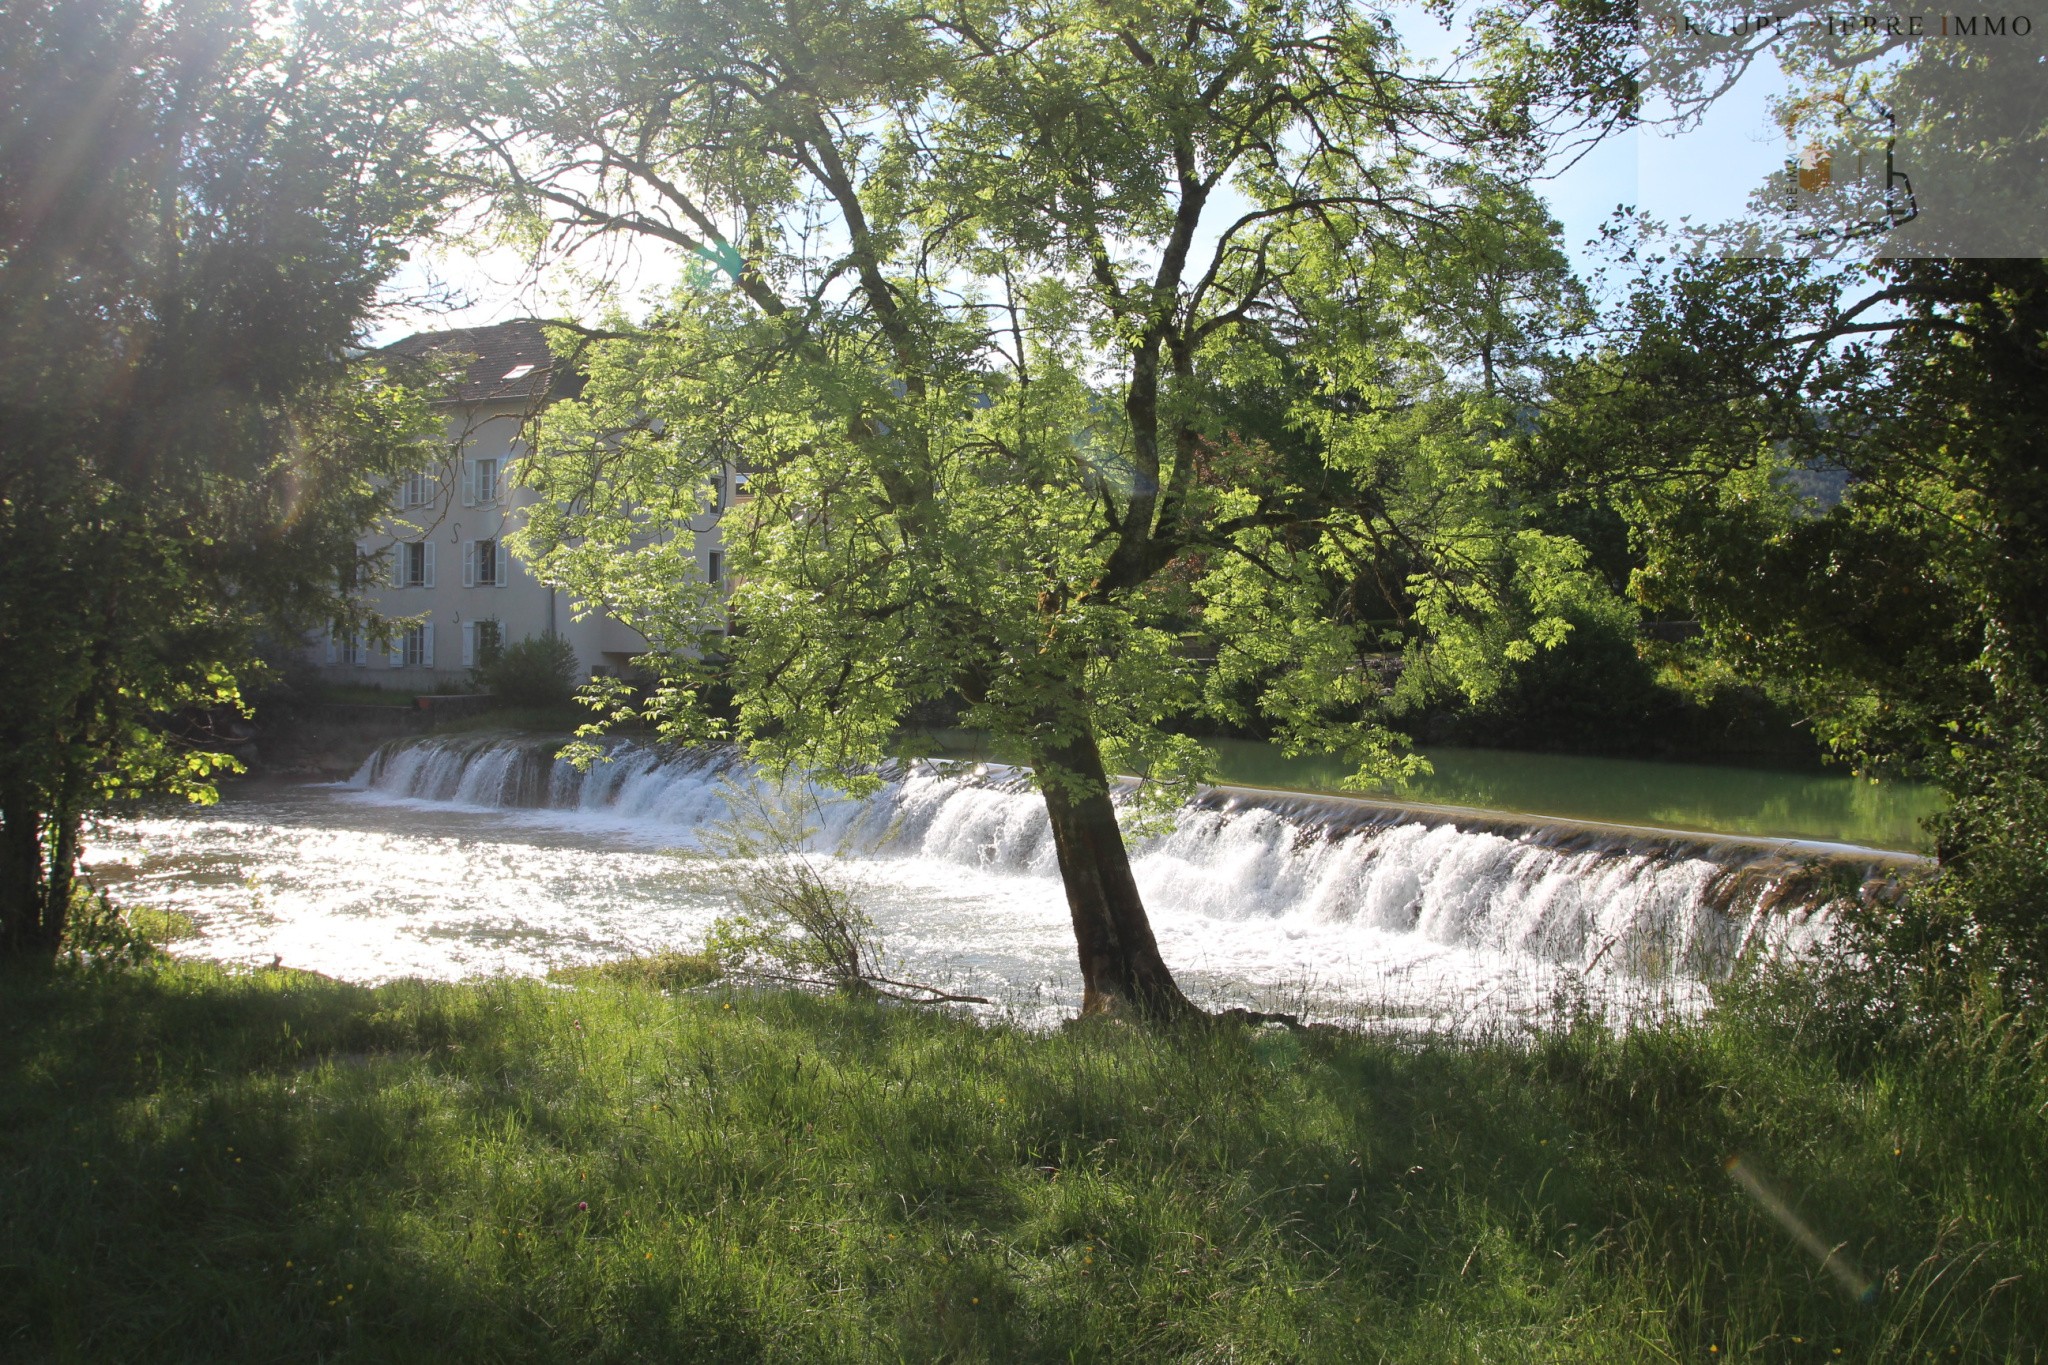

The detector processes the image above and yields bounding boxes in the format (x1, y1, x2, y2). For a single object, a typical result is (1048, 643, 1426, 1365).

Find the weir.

(352, 735, 1919, 985)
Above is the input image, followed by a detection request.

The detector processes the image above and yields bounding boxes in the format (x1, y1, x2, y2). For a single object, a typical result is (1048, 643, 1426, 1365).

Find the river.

(79, 734, 1925, 1031)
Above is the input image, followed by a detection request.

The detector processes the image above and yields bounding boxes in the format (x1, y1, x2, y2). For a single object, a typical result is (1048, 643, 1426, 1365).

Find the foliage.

(1539, 258, 2048, 781)
(702, 780, 886, 997)
(1852, 716, 2048, 1020)
(1402, 594, 1673, 753)
(0, 0, 447, 959)
(1537, 256, 2048, 996)
(704, 779, 989, 1004)
(473, 634, 580, 710)
(3, 958, 2043, 1360)
(57, 889, 198, 971)
(448, 0, 1613, 1014)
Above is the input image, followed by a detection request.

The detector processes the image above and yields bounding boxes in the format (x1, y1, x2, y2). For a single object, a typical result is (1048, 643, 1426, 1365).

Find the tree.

(0, 0, 445, 960)
(448, 0, 1599, 1018)
(1537, 255, 2048, 997)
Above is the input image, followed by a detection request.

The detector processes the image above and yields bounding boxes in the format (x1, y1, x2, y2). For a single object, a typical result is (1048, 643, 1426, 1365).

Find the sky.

(368, 11, 1800, 346)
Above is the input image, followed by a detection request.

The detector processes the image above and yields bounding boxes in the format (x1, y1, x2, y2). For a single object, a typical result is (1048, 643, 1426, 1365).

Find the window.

(464, 538, 508, 588)
(732, 470, 753, 502)
(706, 550, 723, 588)
(465, 457, 501, 506)
(501, 363, 535, 381)
(395, 540, 434, 588)
(391, 623, 434, 669)
(463, 618, 502, 668)
(404, 470, 433, 508)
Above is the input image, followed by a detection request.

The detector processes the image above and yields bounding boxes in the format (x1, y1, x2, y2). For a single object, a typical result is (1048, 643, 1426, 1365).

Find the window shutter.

(389, 546, 402, 588)
(422, 541, 436, 589)
(422, 623, 435, 669)
(325, 634, 337, 665)
(391, 478, 406, 512)
(462, 621, 476, 668)
(463, 540, 476, 588)
(462, 459, 476, 508)
(497, 544, 510, 589)
(389, 636, 404, 668)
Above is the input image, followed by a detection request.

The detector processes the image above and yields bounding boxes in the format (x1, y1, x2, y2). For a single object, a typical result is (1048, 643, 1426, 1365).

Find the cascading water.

(347, 734, 1913, 995)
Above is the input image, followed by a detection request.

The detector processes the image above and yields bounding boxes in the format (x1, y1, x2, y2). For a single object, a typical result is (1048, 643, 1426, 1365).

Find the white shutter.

(324, 635, 336, 665)
(421, 623, 435, 669)
(462, 621, 476, 667)
(389, 636, 404, 668)
(462, 540, 476, 588)
(391, 478, 406, 512)
(388, 546, 401, 588)
(497, 544, 511, 588)
(422, 541, 436, 589)
(462, 459, 477, 508)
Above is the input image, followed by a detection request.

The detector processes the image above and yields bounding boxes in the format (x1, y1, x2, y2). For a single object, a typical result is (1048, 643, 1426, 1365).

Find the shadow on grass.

(2, 960, 2041, 1362)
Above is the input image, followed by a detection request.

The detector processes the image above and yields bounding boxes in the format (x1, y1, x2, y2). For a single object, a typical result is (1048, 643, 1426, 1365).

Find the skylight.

(501, 363, 536, 380)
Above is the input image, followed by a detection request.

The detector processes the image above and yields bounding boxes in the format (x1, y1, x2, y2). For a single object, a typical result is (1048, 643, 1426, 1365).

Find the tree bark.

(1032, 720, 1197, 1022)
(42, 810, 79, 953)
(0, 801, 50, 961)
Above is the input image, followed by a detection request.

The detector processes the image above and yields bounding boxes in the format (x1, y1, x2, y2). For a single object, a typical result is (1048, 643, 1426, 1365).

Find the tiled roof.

(381, 318, 560, 406)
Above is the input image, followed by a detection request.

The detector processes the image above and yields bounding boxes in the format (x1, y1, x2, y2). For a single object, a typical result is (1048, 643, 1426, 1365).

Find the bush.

(704, 778, 986, 1004)
(59, 890, 197, 970)
(1855, 719, 2048, 1025)
(473, 633, 579, 708)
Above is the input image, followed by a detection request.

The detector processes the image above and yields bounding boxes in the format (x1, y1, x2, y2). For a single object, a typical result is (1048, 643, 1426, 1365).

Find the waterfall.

(349, 735, 1917, 984)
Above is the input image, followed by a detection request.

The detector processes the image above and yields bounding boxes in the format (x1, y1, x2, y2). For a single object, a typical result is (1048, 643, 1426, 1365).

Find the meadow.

(2, 951, 2041, 1362)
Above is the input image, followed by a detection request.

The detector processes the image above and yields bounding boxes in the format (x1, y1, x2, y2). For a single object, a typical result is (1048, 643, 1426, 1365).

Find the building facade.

(308, 319, 727, 693)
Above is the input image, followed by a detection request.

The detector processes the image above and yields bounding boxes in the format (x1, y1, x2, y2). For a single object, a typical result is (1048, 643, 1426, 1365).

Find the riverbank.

(3, 959, 2040, 1362)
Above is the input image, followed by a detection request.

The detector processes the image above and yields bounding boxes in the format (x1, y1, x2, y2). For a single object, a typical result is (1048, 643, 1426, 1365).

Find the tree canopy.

(1533, 255, 2048, 1001)
(0, 0, 446, 959)
(440, 0, 1620, 1016)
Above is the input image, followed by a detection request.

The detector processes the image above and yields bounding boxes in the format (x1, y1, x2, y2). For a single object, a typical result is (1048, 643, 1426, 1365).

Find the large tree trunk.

(0, 800, 52, 962)
(1032, 721, 1197, 1022)
(43, 810, 80, 953)
(0, 788, 78, 962)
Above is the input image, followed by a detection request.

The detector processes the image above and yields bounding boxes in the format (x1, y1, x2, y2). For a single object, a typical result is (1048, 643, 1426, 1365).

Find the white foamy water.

(80, 736, 1902, 1031)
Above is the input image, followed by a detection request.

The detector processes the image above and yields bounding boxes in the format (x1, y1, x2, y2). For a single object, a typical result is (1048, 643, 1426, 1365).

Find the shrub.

(473, 633, 579, 708)
(59, 890, 196, 969)
(704, 778, 986, 1004)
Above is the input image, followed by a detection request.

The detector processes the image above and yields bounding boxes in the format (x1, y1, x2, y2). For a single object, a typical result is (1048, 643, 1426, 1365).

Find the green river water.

(917, 732, 1943, 853)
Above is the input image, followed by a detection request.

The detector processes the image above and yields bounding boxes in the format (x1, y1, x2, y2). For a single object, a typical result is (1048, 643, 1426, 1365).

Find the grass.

(548, 950, 724, 992)
(2, 958, 2042, 1363)
(431, 704, 599, 736)
(309, 682, 422, 708)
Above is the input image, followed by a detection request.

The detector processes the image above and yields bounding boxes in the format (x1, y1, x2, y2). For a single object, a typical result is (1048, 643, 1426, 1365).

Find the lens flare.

(1724, 1155, 1878, 1304)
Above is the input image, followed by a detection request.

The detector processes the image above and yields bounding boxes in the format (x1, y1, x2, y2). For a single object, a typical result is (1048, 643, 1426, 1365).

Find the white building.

(309, 319, 728, 693)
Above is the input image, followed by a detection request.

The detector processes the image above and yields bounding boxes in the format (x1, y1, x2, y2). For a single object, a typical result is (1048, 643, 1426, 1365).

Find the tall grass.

(1, 958, 2041, 1362)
